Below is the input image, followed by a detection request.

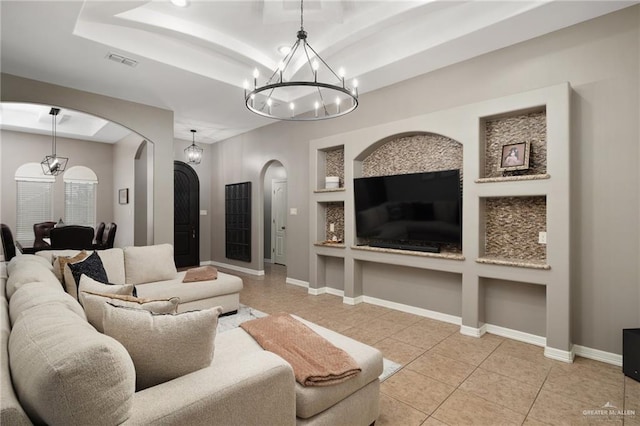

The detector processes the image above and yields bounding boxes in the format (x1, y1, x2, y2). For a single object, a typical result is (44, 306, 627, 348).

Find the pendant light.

(41, 107, 68, 176)
(184, 129, 203, 165)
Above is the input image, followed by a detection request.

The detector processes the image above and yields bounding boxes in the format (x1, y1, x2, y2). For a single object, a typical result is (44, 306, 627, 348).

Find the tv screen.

(354, 169, 462, 248)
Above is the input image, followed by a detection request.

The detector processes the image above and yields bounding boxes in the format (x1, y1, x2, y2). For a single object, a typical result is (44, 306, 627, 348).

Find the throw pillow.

(182, 266, 218, 283)
(102, 303, 223, 390)
(53, 251, 88, 284)
(81, 291, 179, 333)
(77, 275, 135, 307)
(123, 244, 178, 285)
(66, 252, 109, 300)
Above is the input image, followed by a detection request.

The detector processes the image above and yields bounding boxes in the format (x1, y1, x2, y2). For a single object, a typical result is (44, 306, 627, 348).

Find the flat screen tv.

(354, 169, 462, 251)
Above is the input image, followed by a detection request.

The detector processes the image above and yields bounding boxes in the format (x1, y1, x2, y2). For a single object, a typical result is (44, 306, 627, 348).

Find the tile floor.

(232, 264, 639, 425)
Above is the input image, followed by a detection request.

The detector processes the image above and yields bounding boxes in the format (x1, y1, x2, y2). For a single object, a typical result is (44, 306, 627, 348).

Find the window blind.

(16, 181, 54, 241)
(64, 182, 97, 227)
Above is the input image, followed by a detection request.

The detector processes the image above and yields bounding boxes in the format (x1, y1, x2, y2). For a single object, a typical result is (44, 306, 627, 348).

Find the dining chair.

(33, 221, 56, 250)
(49, 225, 95, 250)
(95, 223, 117, 249)
(93, 222, 105, 246)
(1, 224, 17, 261)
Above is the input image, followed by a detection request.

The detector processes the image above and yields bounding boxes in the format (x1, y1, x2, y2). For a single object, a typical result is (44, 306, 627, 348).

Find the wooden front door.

(174, 161, 199, 268)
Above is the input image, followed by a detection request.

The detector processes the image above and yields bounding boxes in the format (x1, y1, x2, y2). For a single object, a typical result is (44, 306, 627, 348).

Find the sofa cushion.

(6, 263, 60, 300)
(9, 281, 86, 326)
(135, 271, 243, 304)
(9, 303, 135, 425)
(77, 275, 135, 307)
(1, 292, 31, 425)
(103, 303, 222, 390)
(66, 252, 109, 300)
(7, 254, 54, 276)
(124, 244, 177, 285)
(53, 250, 88, 283)
(81, 291, 179, 333)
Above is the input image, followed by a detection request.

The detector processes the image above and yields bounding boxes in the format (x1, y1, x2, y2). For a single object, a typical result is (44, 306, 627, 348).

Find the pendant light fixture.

(184, 129, 203, 165)
(243, 0, 358, 121)
(41, 107, 68, 176)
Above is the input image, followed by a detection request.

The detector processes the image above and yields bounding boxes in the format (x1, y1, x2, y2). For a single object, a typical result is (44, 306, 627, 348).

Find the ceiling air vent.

(106, 52, 138, 68)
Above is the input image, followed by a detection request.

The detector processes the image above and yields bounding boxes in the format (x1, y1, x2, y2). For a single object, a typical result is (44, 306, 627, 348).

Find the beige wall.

(0, 74, 174, 245)
(213, 7, 639, 354)
(0, 130, 114, 233)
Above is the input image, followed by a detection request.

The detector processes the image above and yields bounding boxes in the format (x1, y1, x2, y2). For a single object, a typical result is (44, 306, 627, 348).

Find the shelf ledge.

(476, 257, 550, 270)
(314, 188, 346, 193)
(475, 174, 550, 184)
(352, 245, 464, 260)
(314, 242, 346, 248)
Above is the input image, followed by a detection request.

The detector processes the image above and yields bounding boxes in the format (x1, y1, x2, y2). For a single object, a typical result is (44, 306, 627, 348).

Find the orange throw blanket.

(182, 266, 218, 283)
(240, 313, 361, 387)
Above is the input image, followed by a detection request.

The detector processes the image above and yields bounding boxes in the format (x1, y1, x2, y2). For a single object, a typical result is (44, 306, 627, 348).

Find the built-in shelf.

(314, 188, 346, 193)
(476, 257, 551, 270)
(314, 242, 346, 248)
(475, 174, 550, 184)
(352, 245, 465, 260)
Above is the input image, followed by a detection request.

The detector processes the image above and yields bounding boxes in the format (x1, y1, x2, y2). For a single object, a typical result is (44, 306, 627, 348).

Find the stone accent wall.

(484, 196, 547, 261)
(325, 202, 344, 242)
(484, 110, 547, 178)
(325, 147, 344, 187)
(362, 133, 462, 177)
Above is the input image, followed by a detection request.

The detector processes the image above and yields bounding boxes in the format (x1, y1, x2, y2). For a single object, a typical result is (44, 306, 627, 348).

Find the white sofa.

(1, 247, 382, 425)
(32, 244, 243, 315)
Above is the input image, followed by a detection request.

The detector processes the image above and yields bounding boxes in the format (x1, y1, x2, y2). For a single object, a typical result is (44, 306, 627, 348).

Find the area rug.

(218, 305, 402, 382)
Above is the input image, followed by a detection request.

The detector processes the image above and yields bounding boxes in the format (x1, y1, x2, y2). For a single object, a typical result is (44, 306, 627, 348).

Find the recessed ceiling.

(1, 0, 637, 144)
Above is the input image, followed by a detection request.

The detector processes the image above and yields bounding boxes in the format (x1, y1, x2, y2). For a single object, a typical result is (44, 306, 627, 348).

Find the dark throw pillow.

(68, 251, 109, 299)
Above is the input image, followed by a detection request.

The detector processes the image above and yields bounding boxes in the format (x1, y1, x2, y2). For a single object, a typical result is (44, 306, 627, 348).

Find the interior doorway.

(263, 161, 287, 266)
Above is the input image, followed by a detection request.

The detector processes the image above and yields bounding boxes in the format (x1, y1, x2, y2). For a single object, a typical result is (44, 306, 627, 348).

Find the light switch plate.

(539, 231, 547, 244)
(200, 210, 207, 216)
(290, 208, 298, 215)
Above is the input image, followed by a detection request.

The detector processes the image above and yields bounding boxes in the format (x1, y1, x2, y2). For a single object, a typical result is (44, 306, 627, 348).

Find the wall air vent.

(106, 52, 138, 67)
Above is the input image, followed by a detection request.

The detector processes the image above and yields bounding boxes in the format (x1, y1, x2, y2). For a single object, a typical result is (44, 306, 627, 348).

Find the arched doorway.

(174, 161, 200, 267)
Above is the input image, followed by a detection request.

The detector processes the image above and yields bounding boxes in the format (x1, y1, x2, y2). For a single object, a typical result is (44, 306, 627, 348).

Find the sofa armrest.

(124, 351, 295, 426)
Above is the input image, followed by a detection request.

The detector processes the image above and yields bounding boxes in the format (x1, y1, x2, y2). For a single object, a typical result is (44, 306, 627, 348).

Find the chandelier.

(184, 129, 203, 165)
(243, 0, 358, 121)
(41, 107, 68, 176)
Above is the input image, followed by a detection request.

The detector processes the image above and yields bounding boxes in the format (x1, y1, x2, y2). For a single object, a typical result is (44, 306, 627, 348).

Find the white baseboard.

(460, 324, 487, 338)
(574, 344, 622, 367)
(286, 277, 309, 288)
(362, 295, 462, 326)
(308, 287, 326, 296)
(299, 283, 622, 367)
(343, 295, 364, 305)
(544, 346, 576, 363)
(205, 260, 264, 276)
(485, 324, 547, 347)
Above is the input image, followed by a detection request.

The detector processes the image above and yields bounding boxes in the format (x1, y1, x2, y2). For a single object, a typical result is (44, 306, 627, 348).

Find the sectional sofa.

(1, 245, 382, 425)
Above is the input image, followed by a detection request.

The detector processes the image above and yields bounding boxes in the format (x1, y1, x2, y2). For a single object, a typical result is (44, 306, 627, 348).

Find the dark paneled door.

(174, 161, 199, 268)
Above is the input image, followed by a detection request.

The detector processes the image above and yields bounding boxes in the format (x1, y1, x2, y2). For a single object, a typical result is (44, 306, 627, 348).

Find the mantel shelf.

(352, 245, 465, 260)
(314, 188, 346, 193)
(475, 174, 550, 184)
(476, 257, 551, 270)
(314, 242, 346, 248)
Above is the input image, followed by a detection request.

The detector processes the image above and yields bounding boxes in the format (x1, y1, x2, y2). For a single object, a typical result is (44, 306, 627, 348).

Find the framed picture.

(497, 141, 531, 171)
(118, 188, 129, 205)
